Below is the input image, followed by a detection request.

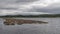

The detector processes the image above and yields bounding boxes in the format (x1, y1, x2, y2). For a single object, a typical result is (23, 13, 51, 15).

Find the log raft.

(3, 18, 48, 25)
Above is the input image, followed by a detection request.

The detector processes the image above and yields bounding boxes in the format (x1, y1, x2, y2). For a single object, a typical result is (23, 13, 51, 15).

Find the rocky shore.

(3, 18, 48, 25)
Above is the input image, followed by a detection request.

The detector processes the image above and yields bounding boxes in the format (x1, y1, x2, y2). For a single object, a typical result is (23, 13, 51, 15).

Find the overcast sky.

(0, 0, 60, 15)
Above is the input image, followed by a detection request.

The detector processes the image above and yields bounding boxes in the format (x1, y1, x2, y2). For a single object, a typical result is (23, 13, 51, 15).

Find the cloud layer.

(0, 0, 60, 15)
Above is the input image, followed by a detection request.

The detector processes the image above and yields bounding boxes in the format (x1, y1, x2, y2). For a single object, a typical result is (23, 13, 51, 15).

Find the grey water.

(0, 18, 60, 34)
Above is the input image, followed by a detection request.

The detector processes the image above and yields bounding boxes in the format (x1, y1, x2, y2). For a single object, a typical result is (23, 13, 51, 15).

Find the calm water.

(0, 18, 60, 34)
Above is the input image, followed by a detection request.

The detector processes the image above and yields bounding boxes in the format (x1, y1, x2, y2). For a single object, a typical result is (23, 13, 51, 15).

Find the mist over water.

(0, 18, 60, 34)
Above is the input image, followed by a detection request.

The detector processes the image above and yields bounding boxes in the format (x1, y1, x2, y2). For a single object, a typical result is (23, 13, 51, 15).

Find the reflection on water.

(0, 18, 60, 34)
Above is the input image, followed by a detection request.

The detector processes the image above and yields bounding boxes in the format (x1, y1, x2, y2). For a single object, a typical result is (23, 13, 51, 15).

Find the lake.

(1, 18, 60, 34)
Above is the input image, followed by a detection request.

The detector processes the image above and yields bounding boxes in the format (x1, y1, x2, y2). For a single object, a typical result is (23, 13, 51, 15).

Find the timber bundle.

(4, 18, 48, 25)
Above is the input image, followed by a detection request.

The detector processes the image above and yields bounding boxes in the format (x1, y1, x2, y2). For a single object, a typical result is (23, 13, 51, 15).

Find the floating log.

(3, 18, 48, 25)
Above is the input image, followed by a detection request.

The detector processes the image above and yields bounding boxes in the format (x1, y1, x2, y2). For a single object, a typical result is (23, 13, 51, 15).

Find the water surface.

(1, 18, 60, 34)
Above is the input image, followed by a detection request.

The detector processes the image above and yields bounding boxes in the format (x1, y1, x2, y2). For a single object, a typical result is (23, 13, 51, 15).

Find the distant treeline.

(0, 14, 60, 18)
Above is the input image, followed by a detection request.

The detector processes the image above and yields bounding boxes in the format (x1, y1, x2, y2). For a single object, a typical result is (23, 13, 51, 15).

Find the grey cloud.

(0, 0, 38, 10)
(28, 6, 60, 14)
(0, 8, 18, 10)
(28, 2, 60, 14)
(0, 0, 38, 4)
(0, 0, 60, 16)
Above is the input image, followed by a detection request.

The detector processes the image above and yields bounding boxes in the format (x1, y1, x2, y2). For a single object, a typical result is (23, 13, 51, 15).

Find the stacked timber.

(3, 18, 48, 25)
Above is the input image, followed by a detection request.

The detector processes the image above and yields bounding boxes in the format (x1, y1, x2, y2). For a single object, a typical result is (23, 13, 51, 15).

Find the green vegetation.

(0, 14, 60, 18)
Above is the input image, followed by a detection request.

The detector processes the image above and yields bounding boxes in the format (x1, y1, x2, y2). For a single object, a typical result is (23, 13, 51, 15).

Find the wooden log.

(3, 18, 48, 25)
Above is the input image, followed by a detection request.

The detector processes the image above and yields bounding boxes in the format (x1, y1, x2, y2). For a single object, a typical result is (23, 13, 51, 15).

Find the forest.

(0, 14, 60, 18)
